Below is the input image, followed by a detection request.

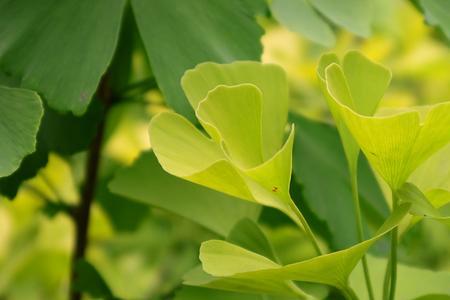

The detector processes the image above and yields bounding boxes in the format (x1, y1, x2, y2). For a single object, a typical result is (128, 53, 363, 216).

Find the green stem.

(387, 190, 399, 300)
(287, 198, 322, 255)
(382, 257, 391, 300)
(350, 174, 375, 300)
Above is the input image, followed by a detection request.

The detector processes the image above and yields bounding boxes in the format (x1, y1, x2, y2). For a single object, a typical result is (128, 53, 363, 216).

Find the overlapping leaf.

(270, 0, 372, 47)
(187, 204, 410, 298)
(291, 114, 389, 249)
(132, 0, 265, 121)
(320, 52, 450, 190)
(0, 86, 43, 178)
(317, 51, 391, 177)
(150, 62, 306, 228)
(0, 0, 126, 114)
(418, 0, 450, 40)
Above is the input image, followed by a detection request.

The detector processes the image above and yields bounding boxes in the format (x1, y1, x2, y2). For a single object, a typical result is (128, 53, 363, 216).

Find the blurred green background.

(0, 0, 449, 299)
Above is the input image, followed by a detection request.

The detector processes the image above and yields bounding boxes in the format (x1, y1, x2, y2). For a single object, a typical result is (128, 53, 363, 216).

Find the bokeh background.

(0, 0, 449, 299)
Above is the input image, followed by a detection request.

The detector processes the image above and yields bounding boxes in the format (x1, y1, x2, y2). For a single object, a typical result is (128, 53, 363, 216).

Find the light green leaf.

(109, 151, 260, 237)
(270, 0, 335, 47)
(318, 51, 391, 175)
(398, 184, 450, 227)
(410, 143, 450, 192)
(132, 0, 264, 121)
(150, 68, 305, 229)
(0, 86, 43, 178)
(181, 62, 289, 160)
(184, 266, 306, 297)
(149, 111, 253, 201)
(194, 204, 410, 297)
(419, 0, 450, 40)
(197, 84, 264, 169)
(397, 183, 443, 218)
(335, 100, 450, 190)
(310, 0, 372, 37)
(291, 113, 389, 249)
(350, 255, 450, 299)
(320, 53, 450, 190)
(0, 0, 126, 114)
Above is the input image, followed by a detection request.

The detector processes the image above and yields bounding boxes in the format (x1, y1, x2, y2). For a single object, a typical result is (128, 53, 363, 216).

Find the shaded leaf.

(72, 259, 114, 299)
(0, 102, 101, 198)
(0, 86, 43, 178)
(109, 151, 261, 236)
(350, 255, 450, 299)
(419, 0, 450, 40)
(310, 0, 372, 37)
(270, 0, 335, 47)
(0, 0, 126, 114)
(132, 0, 264, 121)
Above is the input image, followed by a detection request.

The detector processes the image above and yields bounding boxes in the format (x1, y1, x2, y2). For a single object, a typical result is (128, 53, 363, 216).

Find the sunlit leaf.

(0, 86, 43, 178)
(317, 51, 391, 175)
(398, 183, 450, 227)
(150, 63, 307, 229)
(193, 204, 409, 297)
(321, 54, 450, 190)
(291, 113, 389, 249)
(181, 61, 289, 160)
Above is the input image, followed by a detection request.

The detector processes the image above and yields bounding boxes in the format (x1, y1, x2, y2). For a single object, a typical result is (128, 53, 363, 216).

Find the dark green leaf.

(0, 102, 101, 198)
(419, 0, 450, 40)
(72, 259, 115, 299)
(0, 86, 43, 178)
(109, 151, 261, 236)
(132, 0, 264, 121)
(0, 0, 126, 114)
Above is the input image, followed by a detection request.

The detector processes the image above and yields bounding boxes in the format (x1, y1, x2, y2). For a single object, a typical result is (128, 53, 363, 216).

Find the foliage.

(0, 1, 449, 300)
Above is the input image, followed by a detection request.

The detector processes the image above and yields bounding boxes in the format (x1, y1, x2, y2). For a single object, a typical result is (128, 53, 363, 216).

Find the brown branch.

(69, 75, 112, 300)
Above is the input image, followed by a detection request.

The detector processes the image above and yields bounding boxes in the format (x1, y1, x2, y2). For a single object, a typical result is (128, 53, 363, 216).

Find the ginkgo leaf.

(0, 0, 126, 114)
(149, 109, 297, 222)
(194, 204, 410, 298)
(109, 152, 261, 237)
(149, 111, 252, 200)
(133, 0, 265, 121)
(196, 84, 264, 169)
(270, 0, 335, 47)
(322, 59, 450, 190)
(419, 0, 450, 40)
(317, 51, 391, 175)
(0, 86, 43, 178)
(410, 143, 450, 192)
(269, 0, 373, 47)
(150, 63, 309, 232)
(181, 62, 289, 160)
(310, 0, 372, 37)
(398, 183, 450, 227)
